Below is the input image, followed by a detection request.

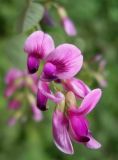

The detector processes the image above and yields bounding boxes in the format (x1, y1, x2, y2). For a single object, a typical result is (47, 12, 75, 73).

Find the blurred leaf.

(23, 2, 44, 32)
(5, 34, 27, 69)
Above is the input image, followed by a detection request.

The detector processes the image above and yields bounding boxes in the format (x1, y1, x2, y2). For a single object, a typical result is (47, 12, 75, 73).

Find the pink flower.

(41, 44, 83, 81)
(4, 68, 24, 97)
(52, 89, 102, 154)
(52, 110, 74, 154)
(24, 31, 55, 74)
(37, 81, 64, 111)
(62, 17, 77, 36)
(63, 78, 91, 99)
(5, 68, 43, 124)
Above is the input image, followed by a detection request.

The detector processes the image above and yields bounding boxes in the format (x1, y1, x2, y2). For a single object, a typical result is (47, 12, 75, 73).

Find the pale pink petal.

(38, 81, 64, 103)
(52, 110, 74, 154)
(5, 68, 23, 84)
(45, 43, 83, 79)
(62, 17, 77, 36)
(85, 133, 101, 149)
(63, 78, 91, 99)
(32, 105, 43, 121)
(78, 89, 102, 115)
(24, 31, 55, 59)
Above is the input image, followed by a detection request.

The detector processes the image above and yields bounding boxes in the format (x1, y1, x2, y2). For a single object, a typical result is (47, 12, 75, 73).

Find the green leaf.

(23, 2, 44, 32)
(5, 34, 27, 69)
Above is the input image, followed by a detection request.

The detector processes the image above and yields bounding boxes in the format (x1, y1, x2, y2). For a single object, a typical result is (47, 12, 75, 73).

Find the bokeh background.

(0, 0, 118, 160)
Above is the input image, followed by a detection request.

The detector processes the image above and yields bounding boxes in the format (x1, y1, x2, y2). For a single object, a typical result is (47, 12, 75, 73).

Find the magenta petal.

(37, 89, 48, 111)
(42, 62, 57, 81)
(68, 111, 89, 142)
(52, 110, 74, 154)
(24, 31, 55, 59)
(38, 81, 64, 103)
(45, 43, 83, 79)
(85, 133, 101, 149)
(78, 89, 102, 115)
(27, 55, 40, 74)
(63, 78, 91, 99)
(62, 17, 77, 36)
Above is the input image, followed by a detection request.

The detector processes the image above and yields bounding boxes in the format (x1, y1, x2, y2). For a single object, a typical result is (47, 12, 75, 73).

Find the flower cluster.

(5, 68, 42, 126)
(24, 31, 102, 154)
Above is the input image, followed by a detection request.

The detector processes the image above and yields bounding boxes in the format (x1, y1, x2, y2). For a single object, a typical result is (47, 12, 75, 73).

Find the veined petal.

(24, 31, 55, 59)
(68, 109, 89, 143)
(63, 78, 91, 99)
(45, 43, 83, 79)
(78, 89, 102, 115)
(85, 132, 101, 149)
(52, 110, 74, 154)
(38, 81, 64, 103)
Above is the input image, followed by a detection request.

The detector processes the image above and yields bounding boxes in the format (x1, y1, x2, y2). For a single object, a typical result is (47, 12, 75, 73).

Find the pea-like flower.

(41, 44, 83, 81)
(24, 31, 55, 74)
(52, 89, 102, 154)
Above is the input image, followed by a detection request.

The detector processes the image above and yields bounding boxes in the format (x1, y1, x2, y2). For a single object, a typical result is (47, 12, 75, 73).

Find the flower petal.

(52, 110, 74, 154)
(38, 81, 64, 103)
(68, 109, 89, 142)
(85, 133, 101, 149)
(78, 89, 102, 115)
(5, 68, 23, 84)
(45, 43, 83, 79)
(24, 31, 55, 59)
(32, 105, 43, 121)
(62, 17, 77, 36)
(27, 54, 40, 74)
(63, 78, 91, 99)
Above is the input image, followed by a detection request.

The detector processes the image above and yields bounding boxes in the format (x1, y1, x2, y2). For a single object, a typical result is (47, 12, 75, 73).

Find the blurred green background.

(0, 0, 118, 160)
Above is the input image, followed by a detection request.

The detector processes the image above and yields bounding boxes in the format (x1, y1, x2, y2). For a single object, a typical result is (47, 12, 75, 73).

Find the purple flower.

(52, 110, 74, 154)
(24, 31, 55, 74)
(5, 68, 43, 124)
(37, 81, 64, 111)
(63, 78, 91, 99)
(68, 89, 102, 147)
(41, 44, 83, 81)
(52, 89, 102, 154)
